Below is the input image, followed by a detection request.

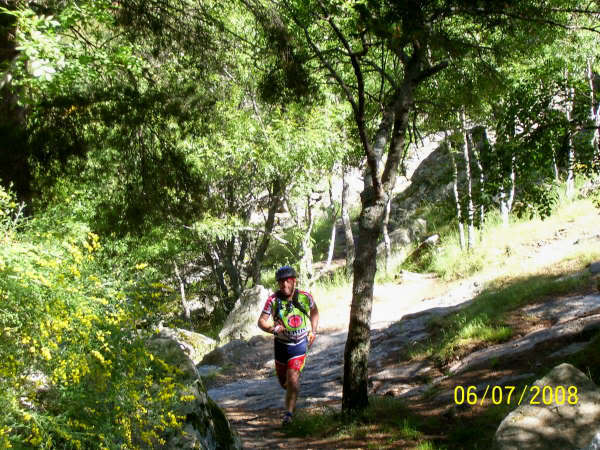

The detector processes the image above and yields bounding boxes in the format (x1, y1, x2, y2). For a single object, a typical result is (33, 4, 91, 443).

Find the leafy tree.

(247, 0, 599, 412)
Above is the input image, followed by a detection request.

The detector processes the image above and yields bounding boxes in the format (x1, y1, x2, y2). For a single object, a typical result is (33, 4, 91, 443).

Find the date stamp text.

(453, 385, 579, 406)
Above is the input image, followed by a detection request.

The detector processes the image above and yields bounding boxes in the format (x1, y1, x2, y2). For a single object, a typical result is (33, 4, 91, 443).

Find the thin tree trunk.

(499, 188, 509, 226)
(447, 136, 465, 249)
(326, 218, 337, 268)
(325, 177, 338, 268)
(508, 153, 516, 211)
(300, 194, 315, 285)
(565, 70, 575, 198)
(552, 151, 560, 181)
(587, 59, 600, 165)
(204, 249, 228, 299)
(341, 166, 355, 270)
(460, 109, 475, 249)
(469, 132, 486, 229)
(383, 195, 392, 273)
(343, 71, 419, 411)
(173, 262, 190, 321)
(251, 178, 283, 285)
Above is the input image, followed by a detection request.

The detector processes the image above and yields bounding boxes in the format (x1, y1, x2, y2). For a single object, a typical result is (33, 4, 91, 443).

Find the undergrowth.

(409, 269, 594, 363)
(284, 397, 436, 448)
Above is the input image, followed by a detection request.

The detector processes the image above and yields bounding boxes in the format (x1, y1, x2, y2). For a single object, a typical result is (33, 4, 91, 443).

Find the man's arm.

(308, 304, 319, 346)
(258, 312, 283, 335)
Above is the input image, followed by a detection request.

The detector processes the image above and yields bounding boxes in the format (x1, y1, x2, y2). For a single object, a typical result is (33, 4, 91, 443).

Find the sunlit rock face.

(494, 363, 600, 450)
(147, 335, 241, 449)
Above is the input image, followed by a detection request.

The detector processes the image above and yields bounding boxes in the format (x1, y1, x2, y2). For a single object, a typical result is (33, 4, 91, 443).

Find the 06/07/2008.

(453, 384, 578, 406)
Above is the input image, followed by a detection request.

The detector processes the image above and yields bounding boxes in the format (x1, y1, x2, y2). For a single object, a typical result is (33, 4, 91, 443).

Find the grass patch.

(284, 397, 433, 447)
(413, 268, 594, 364)
(411, 192, 600, 281)
(283, 394, 524, 449)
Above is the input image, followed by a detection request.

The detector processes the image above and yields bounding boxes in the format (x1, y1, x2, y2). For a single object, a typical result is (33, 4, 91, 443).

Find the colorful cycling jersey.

(262, 289, 315, 343)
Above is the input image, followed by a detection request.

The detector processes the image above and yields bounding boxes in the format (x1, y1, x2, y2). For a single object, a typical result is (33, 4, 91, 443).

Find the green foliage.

(0, 196, 194, 449)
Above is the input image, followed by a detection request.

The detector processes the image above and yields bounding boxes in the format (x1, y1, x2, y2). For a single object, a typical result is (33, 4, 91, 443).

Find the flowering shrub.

(0, 193, 187, 449)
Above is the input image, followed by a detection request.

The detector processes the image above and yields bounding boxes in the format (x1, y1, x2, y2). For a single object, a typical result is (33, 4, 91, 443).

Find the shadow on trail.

(207, 266, 598, 411)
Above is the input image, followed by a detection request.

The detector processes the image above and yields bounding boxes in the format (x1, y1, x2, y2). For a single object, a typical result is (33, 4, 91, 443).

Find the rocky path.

(206, 274, 483, 412)
(202, 232, 600, 448)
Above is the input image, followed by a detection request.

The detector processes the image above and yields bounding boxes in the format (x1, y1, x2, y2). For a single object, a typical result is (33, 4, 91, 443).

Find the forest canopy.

(1, 0, 600, 446)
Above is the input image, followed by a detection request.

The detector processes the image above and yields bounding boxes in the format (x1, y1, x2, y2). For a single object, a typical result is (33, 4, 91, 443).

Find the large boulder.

(218, 285, 270, 343)
(157, 327, 217, 365)
(583, 431, 600, 450)
(146, 335, 241, 449)
(494, 363, 600, 450)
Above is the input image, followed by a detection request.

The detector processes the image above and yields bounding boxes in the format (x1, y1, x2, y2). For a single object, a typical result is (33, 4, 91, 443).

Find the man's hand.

(273, 324, 284, 336)
(308, 331, 317, 347)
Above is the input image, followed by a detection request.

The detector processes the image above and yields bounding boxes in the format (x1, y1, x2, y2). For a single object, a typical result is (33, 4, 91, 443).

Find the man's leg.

(275, 361, 287, 388)
(285, 368, 301, 413)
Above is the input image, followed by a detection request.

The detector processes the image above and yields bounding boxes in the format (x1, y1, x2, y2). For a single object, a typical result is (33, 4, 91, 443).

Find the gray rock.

(494, 363, 600, 450)
(200, 339, 252, 367)
(548, 342, 589, 359)
(218, 285, 270, 343)
(157, 327, 216, 365)
(589, 262, 600, 274)
(146, 335, 241, 449)
(582, 431, 600, 450)
(197, 365, 222, 377)
(186, 296, 217, 319)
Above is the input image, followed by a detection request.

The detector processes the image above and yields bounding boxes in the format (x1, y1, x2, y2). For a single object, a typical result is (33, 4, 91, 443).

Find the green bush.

(0, 193, 190, 449)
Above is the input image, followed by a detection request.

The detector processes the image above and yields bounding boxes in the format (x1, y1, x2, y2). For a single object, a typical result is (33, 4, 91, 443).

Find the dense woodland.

(1, 0, 600, 447)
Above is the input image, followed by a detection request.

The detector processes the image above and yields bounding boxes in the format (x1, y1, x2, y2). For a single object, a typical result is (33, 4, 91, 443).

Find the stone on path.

(494, 363, 600, 450)
(218, 285, 270, 343)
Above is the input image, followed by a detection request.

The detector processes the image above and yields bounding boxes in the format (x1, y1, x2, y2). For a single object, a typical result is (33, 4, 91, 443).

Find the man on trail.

(257, 265, 319, 425)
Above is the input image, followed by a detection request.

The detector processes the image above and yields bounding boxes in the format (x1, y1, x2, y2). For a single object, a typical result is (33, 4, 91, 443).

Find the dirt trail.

(203, 228, 600, 449)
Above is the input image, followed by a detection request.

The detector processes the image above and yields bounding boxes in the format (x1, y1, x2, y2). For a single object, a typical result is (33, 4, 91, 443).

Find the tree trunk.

(508, 154, 516, 212)
(343, 73, 416, 411)
(343, 196, 386, 411)
(300, 194, 315, 285)
(341, 166, 355, 271)
(0, 3, 30, 200)
(499, 155, 516, 227)
(325, 176, 337, 269)
(565, 71, 575, 198)
(173, 262, 190, 321)
(204, 249, 228, 299)
(383, 195, 392, 273)
(447, 136, 465, 249)
(587, 59, 600, 165)
(499, 188, 510, 226)
(460, 109, 475, 249)
(251, 178, 283, 285)
(469, 132, 486, 229)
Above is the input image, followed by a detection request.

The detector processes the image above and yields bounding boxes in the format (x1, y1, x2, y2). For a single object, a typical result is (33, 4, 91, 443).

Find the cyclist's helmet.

(275, 265, 297, 281)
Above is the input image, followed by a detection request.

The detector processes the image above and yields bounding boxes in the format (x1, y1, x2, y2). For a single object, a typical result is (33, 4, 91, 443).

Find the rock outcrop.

(157, 327, 216, 365)
(218, 285, 270, 343)
(494, 363, 600, 450)
(147, 334, 241, 449)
